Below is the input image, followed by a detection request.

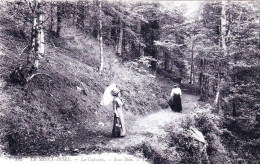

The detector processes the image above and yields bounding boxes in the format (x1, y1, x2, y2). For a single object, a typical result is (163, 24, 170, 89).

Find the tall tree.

(184, 19, 203, 85)
(215, 1, 227, 105)
(27, 0, 45, 69)
(30, 5, 37, 54)
(198, 2, 222, 100)
(116, 1, 123, 56)
(76, 1, 85, 29)
(49, 1, 54, 32)
(189, 35, 195, 84)
(98, 0, 104, 73)
(116, 17, 124, 56)
(56, 2, 62, 37)
(34, 0, 44, 69)
(154, 3, 187, 81)
(9, 0, 45, 84)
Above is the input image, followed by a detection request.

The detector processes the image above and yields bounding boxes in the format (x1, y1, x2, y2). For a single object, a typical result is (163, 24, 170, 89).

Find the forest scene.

(0, 0, 259, 163)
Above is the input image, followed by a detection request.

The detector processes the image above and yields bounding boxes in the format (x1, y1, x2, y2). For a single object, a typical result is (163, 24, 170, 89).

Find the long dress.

(173, 94, 182, 112)
(169, 87, 182, 112)
(112, 98, 126, 137)
(168, 96, 175, 110)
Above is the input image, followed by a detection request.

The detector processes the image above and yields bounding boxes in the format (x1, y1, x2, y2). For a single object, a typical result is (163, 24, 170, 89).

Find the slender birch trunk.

(31, 15, 37, 50)
(215, 1, 227, 105)
(28, 0, 38, 64)
(221, 1, 227, 57)
(190, 36, 195, 84)
(34, 0, 44, 69)
(10, 0, 45, 84)
(117, 20, 123, 56)
(98, 0, 104, 73)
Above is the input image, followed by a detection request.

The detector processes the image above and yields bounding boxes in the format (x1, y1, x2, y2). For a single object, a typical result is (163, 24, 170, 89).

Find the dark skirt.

(112, 109, 126, 137)
(112, 113, 122, 137)
(168, 94, 182, 112)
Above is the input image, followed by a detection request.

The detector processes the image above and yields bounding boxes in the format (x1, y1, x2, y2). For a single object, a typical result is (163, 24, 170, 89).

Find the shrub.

(169, 128, 208, 164)
(165, 104, 231, 163)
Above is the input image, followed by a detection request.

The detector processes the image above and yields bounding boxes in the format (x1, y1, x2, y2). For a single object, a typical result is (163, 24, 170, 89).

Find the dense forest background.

(0, 0, 259, 163)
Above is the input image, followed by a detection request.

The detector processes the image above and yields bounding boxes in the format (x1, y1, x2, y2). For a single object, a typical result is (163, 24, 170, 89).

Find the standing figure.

(111, 89, 126, 137)
(169, 84, 182, 112)
(101, 84, 126, 137)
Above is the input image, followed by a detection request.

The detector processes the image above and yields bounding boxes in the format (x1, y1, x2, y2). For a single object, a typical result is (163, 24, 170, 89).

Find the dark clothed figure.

(169, 85, 182, 112)
(112, 97, 126, 137)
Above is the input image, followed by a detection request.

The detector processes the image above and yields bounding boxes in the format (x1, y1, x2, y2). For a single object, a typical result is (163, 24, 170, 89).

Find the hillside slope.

(0, 20, 236, 164)
(0, 24, 176, 156)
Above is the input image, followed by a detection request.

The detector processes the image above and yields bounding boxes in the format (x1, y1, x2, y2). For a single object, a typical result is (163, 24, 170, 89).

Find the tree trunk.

(56, 3, 62, 37)
(10, 0, 43, 84)
(35, 0, 44, 69)
(136, 19, 142, 57)
(98, 0, 104, 73)
(111, 18, 117, 43)
(73, 5, 76, 25)
(221, 1, 227, 57)
(50, 2, 53, 32)
(214, 74, 221, 104)
(215, 1, 227, 105)
(30, 0, 37, 52)
(116, 20, 123, 56)
(122, 30, 126, 51)
(200, 73, 209, 101)
(164, 51, 169, 71)
(199, 57, 210, 101)
(190, 36, 195, 84)
(30, 15, 37, 53)
(76, 3, 85, 29)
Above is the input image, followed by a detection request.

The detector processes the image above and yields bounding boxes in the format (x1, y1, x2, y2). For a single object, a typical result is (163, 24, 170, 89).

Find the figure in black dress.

(168, 84, 182, 112)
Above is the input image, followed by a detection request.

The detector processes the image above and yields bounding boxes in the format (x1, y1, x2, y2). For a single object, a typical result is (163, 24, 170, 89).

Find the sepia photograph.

(0, 0, 259, 163)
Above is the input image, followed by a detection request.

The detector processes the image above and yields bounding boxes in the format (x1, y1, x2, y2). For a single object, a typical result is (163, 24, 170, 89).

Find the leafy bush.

(3, 105, 72, 156)
(169, 128, 208, 164)
(221, 65, 260, 162)
(165, 104, 231, 163)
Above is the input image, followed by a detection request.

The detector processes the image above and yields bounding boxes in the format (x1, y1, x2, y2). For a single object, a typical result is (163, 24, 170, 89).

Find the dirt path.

(78, 93, 200, 155)
(99, 93, 199, 150)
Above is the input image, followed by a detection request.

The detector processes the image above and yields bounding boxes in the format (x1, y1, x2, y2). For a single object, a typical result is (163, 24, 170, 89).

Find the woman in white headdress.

(169, 83, 182, 112)
(101, 83, 126, 137)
